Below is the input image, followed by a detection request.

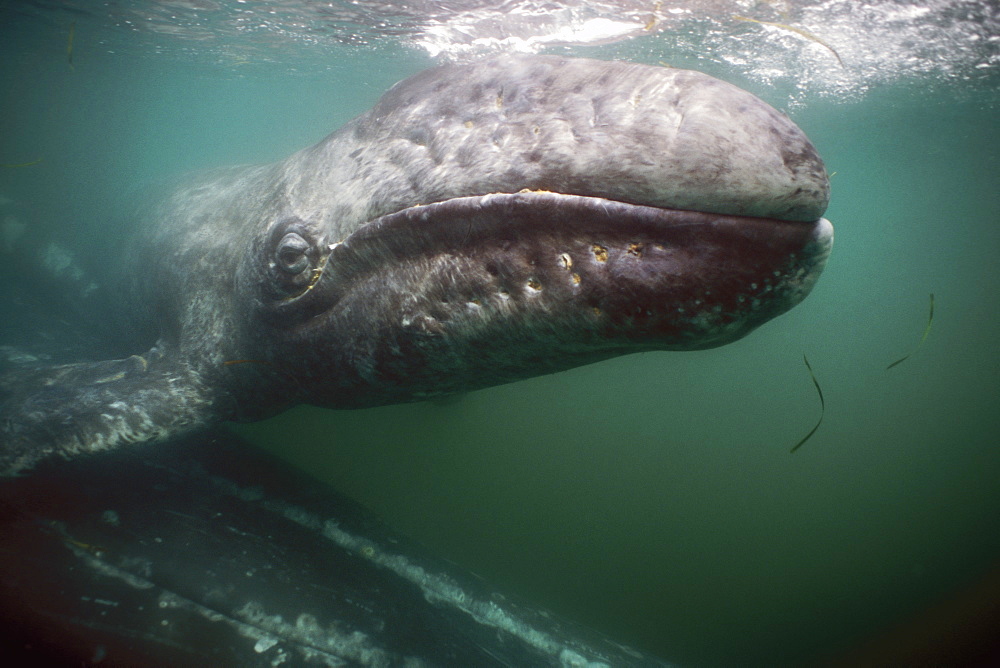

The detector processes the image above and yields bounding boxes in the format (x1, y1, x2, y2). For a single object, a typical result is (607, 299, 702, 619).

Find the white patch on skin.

(253, 635, 278, 653)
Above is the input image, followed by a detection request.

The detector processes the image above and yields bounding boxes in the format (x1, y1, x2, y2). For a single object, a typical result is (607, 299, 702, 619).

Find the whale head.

(237, 55, 833, 407)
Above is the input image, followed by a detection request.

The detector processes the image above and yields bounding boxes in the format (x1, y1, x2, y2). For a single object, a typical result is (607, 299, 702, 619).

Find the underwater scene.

(1, 1, 998, 666)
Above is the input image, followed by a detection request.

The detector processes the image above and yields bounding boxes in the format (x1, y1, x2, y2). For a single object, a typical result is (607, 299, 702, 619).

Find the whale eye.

(276, 232, 311, 275)
(259, 216, 327, 306)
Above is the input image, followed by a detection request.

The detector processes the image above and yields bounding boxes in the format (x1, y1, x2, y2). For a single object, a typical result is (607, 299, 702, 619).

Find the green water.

(2, 4, 998, 666)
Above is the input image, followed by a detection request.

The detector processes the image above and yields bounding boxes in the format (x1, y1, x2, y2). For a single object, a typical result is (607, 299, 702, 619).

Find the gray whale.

(0, 55, 832, 475)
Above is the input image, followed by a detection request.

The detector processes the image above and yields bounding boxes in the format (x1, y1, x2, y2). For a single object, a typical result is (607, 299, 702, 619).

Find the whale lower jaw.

(267, 191, 832, 406)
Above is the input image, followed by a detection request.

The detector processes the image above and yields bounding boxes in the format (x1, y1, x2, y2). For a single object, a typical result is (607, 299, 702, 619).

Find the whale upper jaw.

(264, 190, 833, 407)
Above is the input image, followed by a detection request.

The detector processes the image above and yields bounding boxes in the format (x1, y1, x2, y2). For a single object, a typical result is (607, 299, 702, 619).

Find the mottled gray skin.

(0, 55, 833, 475)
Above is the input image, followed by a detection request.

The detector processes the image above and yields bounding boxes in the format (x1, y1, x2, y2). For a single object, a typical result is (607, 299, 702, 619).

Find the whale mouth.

(262, 190, 833, 404)
(274, 191, 831, 391)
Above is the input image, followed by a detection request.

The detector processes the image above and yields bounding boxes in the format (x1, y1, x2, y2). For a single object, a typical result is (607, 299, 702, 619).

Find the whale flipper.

(0, 347, 217, 473)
